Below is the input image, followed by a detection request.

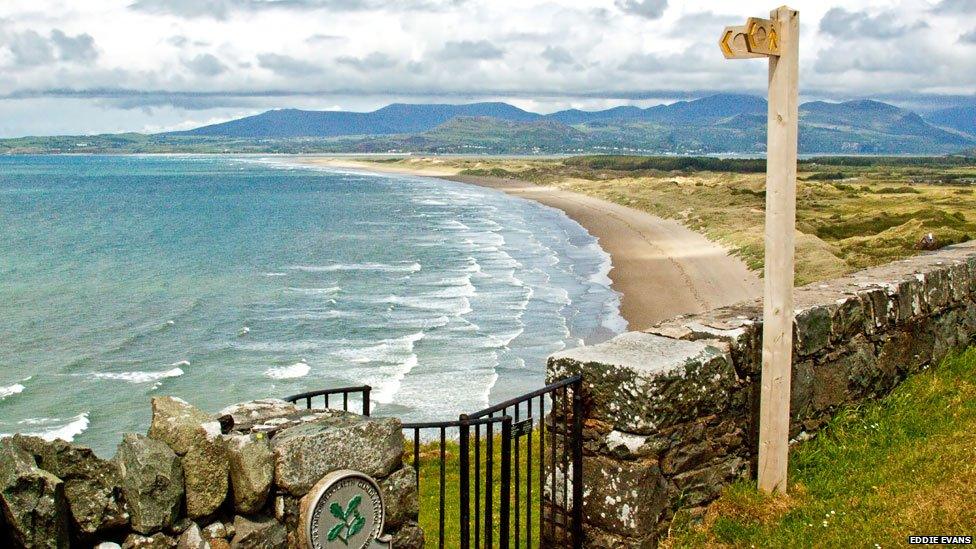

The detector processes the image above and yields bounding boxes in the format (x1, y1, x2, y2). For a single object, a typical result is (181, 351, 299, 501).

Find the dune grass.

(366, 155, 976, 285)
(662, 348, 976, 548)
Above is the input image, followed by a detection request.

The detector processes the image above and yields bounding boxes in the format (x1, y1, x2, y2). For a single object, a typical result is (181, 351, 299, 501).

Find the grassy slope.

(371, 156, 976, 285)
(662, 349, 976, 548)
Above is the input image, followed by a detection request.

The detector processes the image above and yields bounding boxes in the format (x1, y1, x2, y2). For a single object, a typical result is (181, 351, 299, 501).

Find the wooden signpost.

(720, 5, 799, 494)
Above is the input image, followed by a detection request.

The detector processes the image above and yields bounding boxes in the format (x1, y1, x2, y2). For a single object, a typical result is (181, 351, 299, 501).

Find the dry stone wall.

(0, 396, 423, 549)
(547, 241, 976, 547)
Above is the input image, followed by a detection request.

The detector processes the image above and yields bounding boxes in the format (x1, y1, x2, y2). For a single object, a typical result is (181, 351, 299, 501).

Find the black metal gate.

(285, 375, 584, 548)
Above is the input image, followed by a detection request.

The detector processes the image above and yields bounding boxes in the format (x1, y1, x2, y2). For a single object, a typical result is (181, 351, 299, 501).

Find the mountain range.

(3, 94, 975, 155)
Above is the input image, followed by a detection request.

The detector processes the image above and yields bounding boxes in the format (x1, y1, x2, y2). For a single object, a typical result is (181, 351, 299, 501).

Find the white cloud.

(0, 0, 974, 135)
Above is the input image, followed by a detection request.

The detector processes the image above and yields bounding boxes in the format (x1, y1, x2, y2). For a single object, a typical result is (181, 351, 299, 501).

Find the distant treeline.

(564, 156, 767, 173)
(563, 155, 975, 174)
(802, 156, 976, 167)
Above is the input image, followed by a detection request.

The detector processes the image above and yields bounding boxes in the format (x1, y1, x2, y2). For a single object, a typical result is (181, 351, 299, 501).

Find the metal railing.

(401, 374, 584, 548)
(283, 376, 584, 548)
(283, 385, 371, 415)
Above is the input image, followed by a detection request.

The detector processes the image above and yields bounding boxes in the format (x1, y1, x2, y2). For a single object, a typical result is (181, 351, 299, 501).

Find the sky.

(0, 0, 974, 137)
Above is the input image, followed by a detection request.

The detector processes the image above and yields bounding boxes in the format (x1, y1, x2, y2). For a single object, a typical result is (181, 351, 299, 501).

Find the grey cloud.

(618, 49, 720, 74)
(168, 35, 188, 47)
(336, 52, 397, 71)
(183, 53, 228, 76)
(307, 33, 344, 43)
(51, 30, 98, 63)
(960, 29, 976, 44)
(129, 0, 467, 19)
(98, 94, 256, 111)
(4, 29, 97, 68)
(257, 53, 320, 76)
(666, 12, 738, 36)
(614, 0, 667, 20)
(814, 42, 933, 74)
(438, 40, 504, 61)
(6, 30, 55, 66)
(541, 46, 575, 70)
(932, 0, 976, 14)
(819, 8, 927, 39)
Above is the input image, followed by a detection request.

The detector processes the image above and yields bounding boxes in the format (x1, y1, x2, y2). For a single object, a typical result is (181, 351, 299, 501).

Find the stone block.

(115, 433, 184, 534)
(230, 515, 286, 549)
(271, 414, 402, 496)
(548, 332, 737, 435)
(224, 433, 273, 515)
(579, 455, 666, 536)
(0, 439, 70, 548)
(11, 435, 128, 537)
(379, 466, 418, 530)
(795, 304, 833, 357)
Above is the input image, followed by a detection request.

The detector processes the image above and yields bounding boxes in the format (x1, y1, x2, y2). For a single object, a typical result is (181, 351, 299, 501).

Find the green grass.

(366, 155, 976, 285)
(408, 429, 544, 548)
(663, 348, 976, 548)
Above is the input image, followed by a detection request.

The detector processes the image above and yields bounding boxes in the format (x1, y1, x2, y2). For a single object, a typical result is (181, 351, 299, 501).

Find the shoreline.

(292, 157, 762, 330)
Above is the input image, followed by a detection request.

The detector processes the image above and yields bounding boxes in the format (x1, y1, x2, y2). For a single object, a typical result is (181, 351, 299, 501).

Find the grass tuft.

(663, 348, 976, 548)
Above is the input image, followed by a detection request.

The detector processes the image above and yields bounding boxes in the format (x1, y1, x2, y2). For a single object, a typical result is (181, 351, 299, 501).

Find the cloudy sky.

(0, 0, 974, 137)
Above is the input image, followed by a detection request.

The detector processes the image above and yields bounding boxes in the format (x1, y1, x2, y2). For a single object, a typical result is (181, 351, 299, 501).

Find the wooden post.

(719, 5, 799, 494)
(757, 5, 799, 494)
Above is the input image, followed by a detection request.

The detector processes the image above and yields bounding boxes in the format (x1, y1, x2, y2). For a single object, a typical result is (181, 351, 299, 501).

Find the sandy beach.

(296, 157, 762, 330)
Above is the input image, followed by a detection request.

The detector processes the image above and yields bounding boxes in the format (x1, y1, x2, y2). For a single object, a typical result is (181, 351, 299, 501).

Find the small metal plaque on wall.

(299, 470, 391, 549)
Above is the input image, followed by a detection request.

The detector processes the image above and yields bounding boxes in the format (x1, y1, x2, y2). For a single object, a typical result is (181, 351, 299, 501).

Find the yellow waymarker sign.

(719, 25, 765, 59)
(745, 17, 781, 56)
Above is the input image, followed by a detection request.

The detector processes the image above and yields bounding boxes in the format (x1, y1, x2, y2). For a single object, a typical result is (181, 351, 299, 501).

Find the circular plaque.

(300, 470, 386, 549)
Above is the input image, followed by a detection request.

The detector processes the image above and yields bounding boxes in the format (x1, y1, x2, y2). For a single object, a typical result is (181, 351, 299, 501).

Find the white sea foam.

(587, 243, 615, 287)
(333, 332, 425, 363)
(2, 413, 91, 442)
(264, 272, 288, 277)
(423, 279, 476, 298)
(262, 310, 358, 321)
(0, 383, 26, 400)
(90, 366, 185, 384)
(289, 262, 421, 274)
(382, 295, 472, 315)
(482, 327, 525, 349)
(370, 354, 419, 404)
(265, 361, 310, 379)
(286, 286, 342, 295)
(382, 315, 451, 330)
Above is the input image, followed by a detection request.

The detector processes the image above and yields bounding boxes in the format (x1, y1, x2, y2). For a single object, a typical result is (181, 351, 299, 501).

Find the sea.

(0, 155, 625, 456)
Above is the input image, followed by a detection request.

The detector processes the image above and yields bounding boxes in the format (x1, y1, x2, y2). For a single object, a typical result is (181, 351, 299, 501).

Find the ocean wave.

(382, 294, 472, 315)
(587, 243, 615, 287)
(89, 363, 186, 384)
(265, 361, 310, 380)
(288, 262, 421, 274)
(333, 331, 425, 364)
(0, 382, 26, 401)
(261, 309, 358, 321)
(482, 327, 525, 349)
(382, 315, 451, 330)
(370, 354, 419, 404)
(285, 286, 342, 295)
(602, 305, 629, 334)
(461, 257, 483, 274)
(423, 280, 476, 299)
(437, 220, 470, 231)
(2, 413, 90, 442)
